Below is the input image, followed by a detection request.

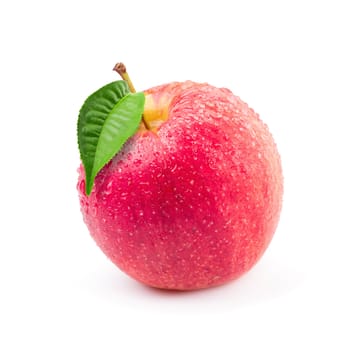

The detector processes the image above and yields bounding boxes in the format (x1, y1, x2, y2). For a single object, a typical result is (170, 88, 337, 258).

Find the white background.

(1, 0, 349, 349)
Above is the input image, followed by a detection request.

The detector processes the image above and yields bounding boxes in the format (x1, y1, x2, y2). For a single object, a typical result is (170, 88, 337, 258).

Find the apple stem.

(113, 63, 136, 93)
(113, 62, 150, 131)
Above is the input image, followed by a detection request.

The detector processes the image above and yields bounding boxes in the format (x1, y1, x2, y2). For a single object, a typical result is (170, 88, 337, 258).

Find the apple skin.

(77, 81, 283, 290)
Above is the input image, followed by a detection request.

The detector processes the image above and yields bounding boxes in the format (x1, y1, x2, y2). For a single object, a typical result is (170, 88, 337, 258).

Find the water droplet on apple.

(91, 204, 97, 217)
(104, 180, 113, 195)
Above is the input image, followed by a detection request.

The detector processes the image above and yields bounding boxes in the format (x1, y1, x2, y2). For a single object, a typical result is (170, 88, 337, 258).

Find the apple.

(77, 64, 283, 290)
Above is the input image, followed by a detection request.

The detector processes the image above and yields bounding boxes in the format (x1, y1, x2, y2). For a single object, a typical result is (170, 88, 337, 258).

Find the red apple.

(77, 77, 283, 290)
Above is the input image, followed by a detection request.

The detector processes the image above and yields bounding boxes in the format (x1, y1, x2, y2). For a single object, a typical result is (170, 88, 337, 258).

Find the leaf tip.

(85, 175, 94, 196)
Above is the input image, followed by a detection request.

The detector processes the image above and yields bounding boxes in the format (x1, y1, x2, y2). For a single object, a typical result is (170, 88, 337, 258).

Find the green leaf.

(77, 80, 145, 195)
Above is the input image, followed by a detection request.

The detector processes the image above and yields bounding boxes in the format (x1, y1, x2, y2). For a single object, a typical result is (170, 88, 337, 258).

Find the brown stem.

(113, 62, 136, 93)
(113, 62, 150, 131)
